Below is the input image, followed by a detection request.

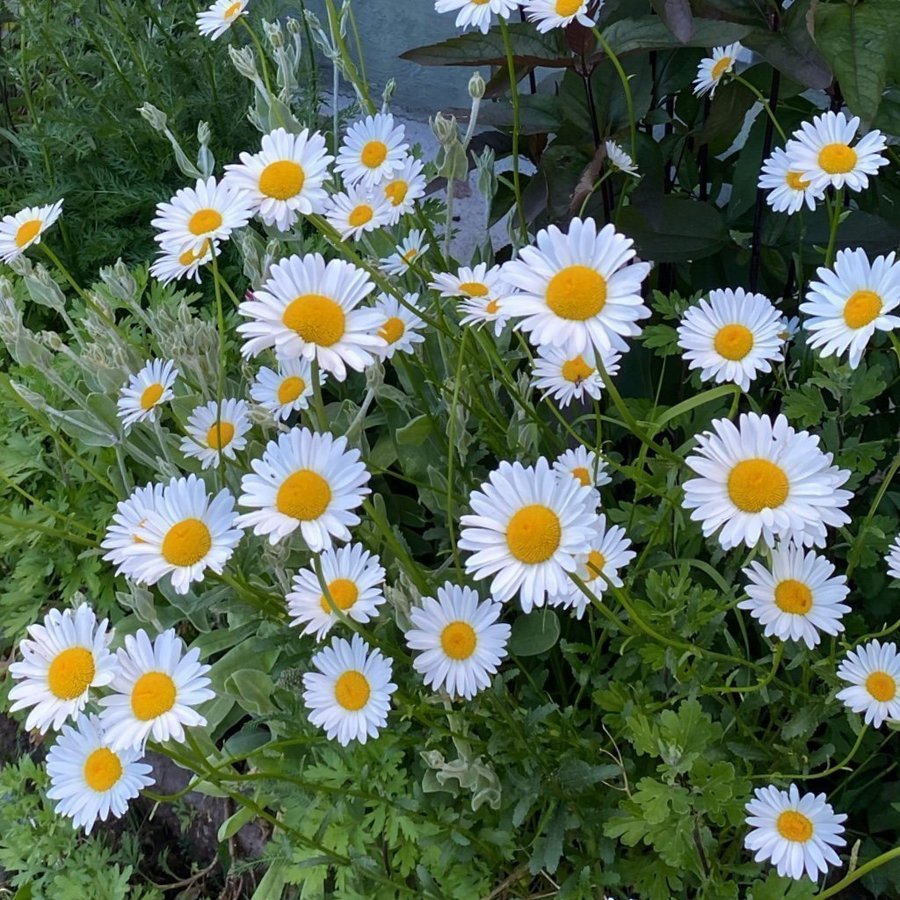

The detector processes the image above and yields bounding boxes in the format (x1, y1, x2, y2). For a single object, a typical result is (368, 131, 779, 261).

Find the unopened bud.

(430, 111, 458, 147)
(137, 102, 168, 132)
(468, 71, 485, 100)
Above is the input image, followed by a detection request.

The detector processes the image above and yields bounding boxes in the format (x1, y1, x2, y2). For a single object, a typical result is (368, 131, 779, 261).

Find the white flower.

(431, 262, 507, 300)
(552, 446, 610, 493)
(779, 315, 801, 342)
(887, 535, 900, 580)
(799, 248, 900, 369)
(224, 127, 334, 231)
(676, 288, 785, 391)
(458, 293, 511, 337)
(682, 413, 852, 550)
(744, 784, 846, 881)
(739, 545, 850, 648)
(434, 0, 519, 34)
(758, 147, 822, 215)
(250, 356, 314, 421)
(152, 176, 253, 257)
(111, 475, 243, 595)
(99, 628, 214, 751)
(179, 398, 251, 469)
(836, 640, 900, 728)
(501, 217, 652, 357)
(149, 239, 217, 285)
(117, 359, 178, 429)
(334, 113, 408, 188)
(373, 292, 426, 359)
(405, 583, 510, 699)
(785, 111, 888, 193)
(237, 253, 384, 381)
(459, 457, 599, 613)
(324, 182, 392, 242)
(604, 140, 638, 176)
(380, 229, 429, 276)
(46, 715, 154, 834)
(377, 155, 427, 225)
(237, 427, 370, 549)
(100, 482, 165, 568)
(0, 199, 63, 263)
(196, 0, 248, 40)
(693, 43, 743, 98)
(287, 542, 386, 641)
(8, 605, 117, 734)
(302, 633, 396, 746)
(531, 344, 619, 408)
(522, 0, 594, 33)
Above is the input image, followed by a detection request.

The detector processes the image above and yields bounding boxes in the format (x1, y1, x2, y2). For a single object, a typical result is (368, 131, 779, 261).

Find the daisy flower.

(836, 640, 900, 728)
(531, 344, 619, 408)
(373, 292, 426, 360)
(682, 412, 852, 550)
(404, 583, 510, 700)
(149, 239, 217, 285)
(431, 262, 506, 300)
(458, 293, 511, 337)
(0, 199, 63, 263)
(100, 482, 165, 568)
(779, 315, 801, 342)
(739, 544, 850, 649)
(152, 176, 253, 257)
(237, 427, 370, 549)
(744, 784, 846, 881)
(324, 183, 392, 241)
(605, 140, 638, 176)
(799, 248, 900, 369)
(117, 359, 178, 429)
(286, 542, 386, 641)
(237, 253, 384, 381)
(334, 113, 408, 188)
(886, 535, 900, 579)
(553, 446, 611, 492)
(676, 288, 785, 391)
(179, 398, 251, 469)
(501, 217, 652, 356)
(377, 155, 427, 225)
(458, 457, 599, 613)
(434, 0, 520, 34)
(112, 475, 244, 595)
(196, 0, 248, 40)
(99, 628, 214, 751)
(250, 356, 314, 421)
(693, 42, 743, 98)
(523, 0, 594, 32)
(46, 715, 154, 834)
(302, 633, 396, 746)
(550, 514, 635, 619)
(785, 111, 888, 193)
(224, 127, 334, 231)
(758, 147, 822, 215)
(380, 229, 429, 276)
(8, 605, 117, 734)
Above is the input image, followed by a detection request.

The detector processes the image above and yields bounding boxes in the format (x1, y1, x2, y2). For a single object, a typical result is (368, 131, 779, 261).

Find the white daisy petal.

(250, 356, 314, 421)
(334, 113, 409, 188)
(0, 199, 63, 263)
(836, 639, 900, 728)
(196, 0, 248, 39)
(433, 0, 519, 34)
(693, 43, 745, 98)
(373, 292, 426, 360)
(531, 344, 619, 408)
(116, 359, 179, 429)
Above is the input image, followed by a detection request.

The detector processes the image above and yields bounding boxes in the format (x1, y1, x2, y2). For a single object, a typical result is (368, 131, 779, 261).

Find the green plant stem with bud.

(592, 27, 637, 161)
(498, 18, 529, 245)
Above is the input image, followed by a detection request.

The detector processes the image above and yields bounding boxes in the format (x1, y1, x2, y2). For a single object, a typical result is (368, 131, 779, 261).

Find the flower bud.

(468, 71, 485, 100)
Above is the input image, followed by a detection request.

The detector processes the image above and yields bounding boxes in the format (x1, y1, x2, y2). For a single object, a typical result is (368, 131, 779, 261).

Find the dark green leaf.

(618, 197, 729, 261)
(508, 609, 561, 656)
(650, 0, 694, 43)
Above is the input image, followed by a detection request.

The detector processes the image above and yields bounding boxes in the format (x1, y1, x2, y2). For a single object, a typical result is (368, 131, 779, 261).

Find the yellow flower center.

(440, 621, 478, 660)
(277, 375, 306, 404)
(334, 670, 370, 710)
(223, 1, 242, 19)
(711, 56, 733, 81)
(774, 579, 813, 615)
(472, 0, 490, 5)
(161, 517, 212, 567)
(205, 421, 235, 450)
(276, 469, 332, 520)
(47, 647, 95, 700)
(178, 239, 211, 267)
(556, 0, 582, 14)
(384, 180, 408, 206)
(727, 459, 789, 513)
(348, 204, 374, 228)
(15, 219, 43, 248)
(818, 143, 858, 175)
(546, 265, 607, 320)
(403, 248, 419, 262)
(131, 671, 177, 720)
(587, 549, 606, 578)
(561, 355, 594, 384)
(379, 316, 406, 344)
(188, 208, 223, 236)
(866, 671, 897, 702)
(776, 810, 813, 843)
(459, 282, 489, 297)
(785, 171, 811, 191)
(319, 578, 360, 614)
(259, 160, 305, 200)
(571, 466, 591, 487)
(140, 382, 165, 411)
(843, 290, 882, 329)
(714, 323, 754, 361)
(282, 293, 346, 346)
(83, 747, 123, 792)
(506, 504, 562, 564)
(485, 299, 500, 314)
(361, 140, 388, 169)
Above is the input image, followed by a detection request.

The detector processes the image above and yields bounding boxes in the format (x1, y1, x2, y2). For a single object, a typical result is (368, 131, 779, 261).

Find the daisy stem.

(498, 18, 529, 247)
(0, 514, 98, 548)
(592, 27, 637, 162)
(239, 18, 280, 124)
(708, 642, 783, 695)
(824, 187, 844, 267)
(732, 75, 786, 142)
(445, 328, 468, 579)
(0, 468, 96, 535)
(362, 497, 431, 596)
(815, 846, 900, 900)
(310, 357, 329, 432)
(845, 450, 900, 580)
(210, 252, 228, 488)
(212, 264, 242, 307)
(754, 725, 869, 783)
(578, 169, 613, 219)
(889, 330, 900, 371)
(323, 0, 376, 115)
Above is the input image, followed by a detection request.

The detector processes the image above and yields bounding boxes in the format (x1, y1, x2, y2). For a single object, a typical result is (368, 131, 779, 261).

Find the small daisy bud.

(137, 102, 167, 132)
(468, 71, 486, 100)
(430, 111, 458, 147)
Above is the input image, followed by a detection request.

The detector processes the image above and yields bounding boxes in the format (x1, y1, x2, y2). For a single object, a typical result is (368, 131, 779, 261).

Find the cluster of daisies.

(8, 605, 213, 832)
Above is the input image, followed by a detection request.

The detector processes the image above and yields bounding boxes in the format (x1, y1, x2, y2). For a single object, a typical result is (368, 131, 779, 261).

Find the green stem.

(240, 17, 278, 117)
(824, 187, 844, 266)
(498, 18, 528, 245)
(0, 514, 98, 548)
(733, 75, 787, 142)
(754, 726, 869, 782)
(210, 253, 228, 488)
(592, 27, 637, 161)
(707, 643, 783, 695)
(814, 845, 900, 899)
(445, 329, 468, 577)
(846, 452, 900, 579)
(310, 357, 329, 432)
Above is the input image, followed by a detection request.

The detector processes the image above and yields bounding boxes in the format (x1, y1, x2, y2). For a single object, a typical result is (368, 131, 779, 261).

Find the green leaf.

(650, 0, 694, 43)
(223, 668, 277, 715)
(600, 17, 752, 56)
(782, 385, 827, 429)
(508, 609, 561, 656)
(618, 197, 729, 262)
(395, 414, 435, 446)
(217, 803, 256, 843)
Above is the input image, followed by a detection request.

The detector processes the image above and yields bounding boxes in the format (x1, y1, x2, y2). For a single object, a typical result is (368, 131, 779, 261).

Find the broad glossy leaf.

(600, 16, 752, 56)
(401, 24, 568, 68)
(650, 0, 694, 43)
(618, 197, 730, 262)
(508, 609, 561, 656)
